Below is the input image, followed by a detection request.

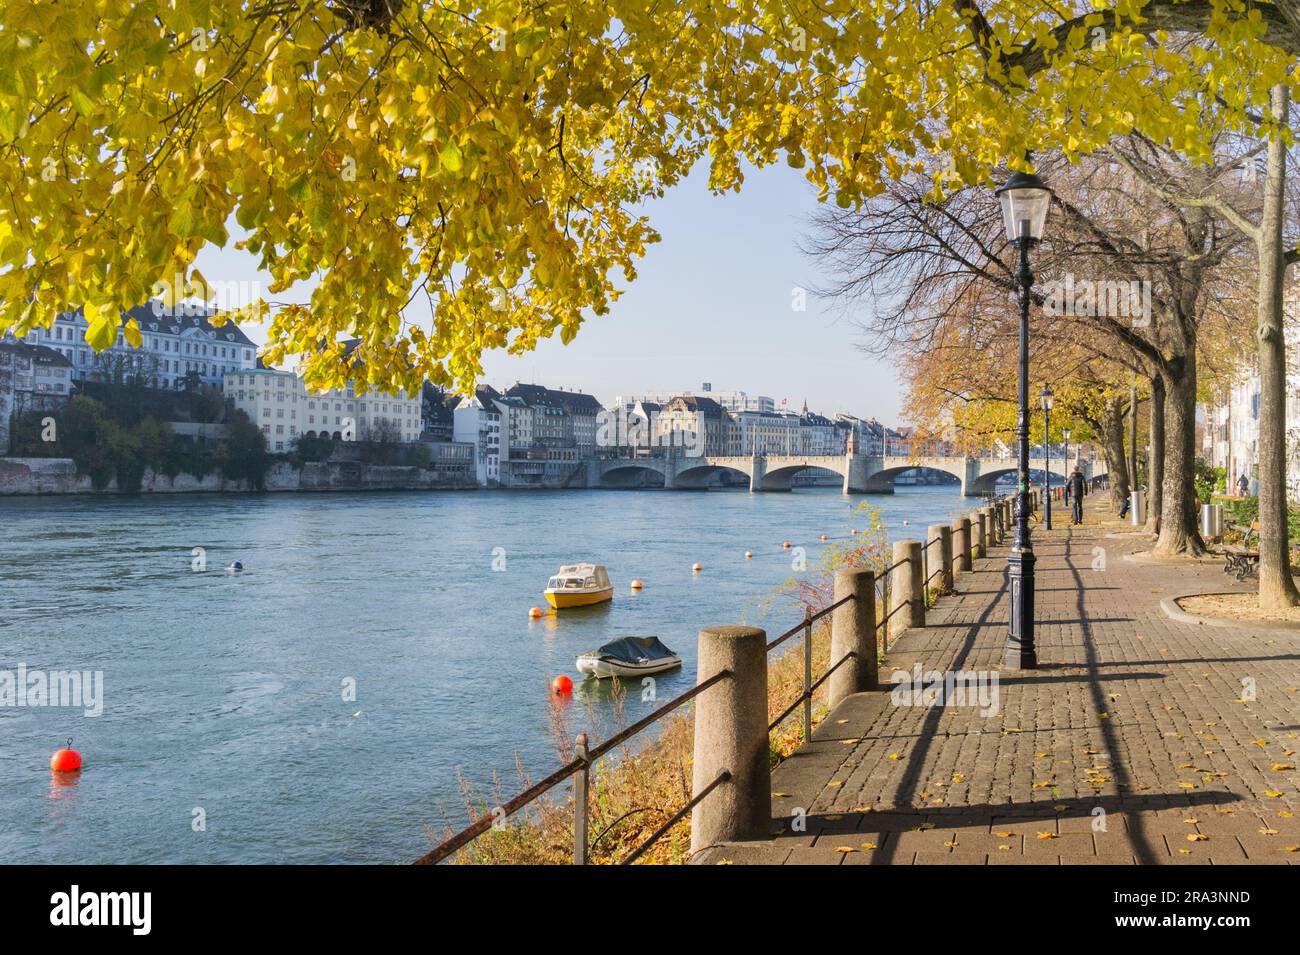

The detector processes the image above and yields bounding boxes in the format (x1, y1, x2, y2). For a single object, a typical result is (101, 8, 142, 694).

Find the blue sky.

(196, 163, 903, 422)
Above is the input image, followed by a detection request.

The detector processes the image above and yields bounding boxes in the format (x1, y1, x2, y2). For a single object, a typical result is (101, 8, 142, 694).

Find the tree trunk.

(1144, 374, 1165, 538)
(1255, 83, 1299, 608)
(1151, 359, 1206, 557)
(1100, 396, 1130, 514)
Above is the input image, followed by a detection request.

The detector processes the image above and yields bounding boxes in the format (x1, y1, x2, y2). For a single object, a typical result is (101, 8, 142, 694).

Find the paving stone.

(696, 502, 1298, 866)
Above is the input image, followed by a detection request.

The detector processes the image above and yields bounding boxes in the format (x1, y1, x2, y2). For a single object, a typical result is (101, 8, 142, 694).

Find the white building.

(617, 384, 776, 416)
(453, 391, 501, 485)
(223, 367, 422, 453)
(0, 342, 73, 453)
(729, 409, 801, 455)
(19, 301, 256, 389)
(799, 411, 837, 455)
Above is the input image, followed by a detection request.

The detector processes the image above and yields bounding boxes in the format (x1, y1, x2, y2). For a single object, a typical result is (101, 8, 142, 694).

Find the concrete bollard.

(995, 502, 1006, 543)
(889, 540, 925, 644)
(971, 510, 987, 558)
(927, 524, 953, 593)
(979, 507, 993, 548)
(952, 517, 972, 573)
(828, 568, 876, 709)
(691, 626, 770, 853)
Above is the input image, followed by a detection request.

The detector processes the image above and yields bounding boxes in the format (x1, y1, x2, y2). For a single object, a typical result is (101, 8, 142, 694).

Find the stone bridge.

(588, 453, 1095, 496)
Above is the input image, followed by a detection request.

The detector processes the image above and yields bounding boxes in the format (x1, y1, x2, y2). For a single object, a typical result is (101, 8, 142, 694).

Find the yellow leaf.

(83, 302, 118, 351)
(440, 141, 463, 173)
(1186, 834, 1208, 842)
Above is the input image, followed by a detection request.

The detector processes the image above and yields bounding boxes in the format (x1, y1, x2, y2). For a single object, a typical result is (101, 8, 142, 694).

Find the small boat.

(544, 563, 614, 609)
(576, 637, 682, 679)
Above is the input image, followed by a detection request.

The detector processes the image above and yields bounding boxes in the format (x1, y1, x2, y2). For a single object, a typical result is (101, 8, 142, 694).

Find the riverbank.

(0, 456, 476, 494)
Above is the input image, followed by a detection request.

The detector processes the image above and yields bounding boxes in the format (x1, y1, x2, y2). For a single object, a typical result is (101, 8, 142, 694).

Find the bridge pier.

(748, 455, 765, 493)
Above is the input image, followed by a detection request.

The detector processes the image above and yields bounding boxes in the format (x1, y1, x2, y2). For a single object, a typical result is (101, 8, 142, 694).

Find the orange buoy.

(529, 606, 544, 619)
(744, 551, 753, 559)
(820, 534, 828, 541)
(850, 528, 858, 535)
(552, 675, 573, 694)
(631, 579, 644, 590)
(782, 541, 791, 549)
(50, 739, 81, 773)
(692, 563, 702, 573)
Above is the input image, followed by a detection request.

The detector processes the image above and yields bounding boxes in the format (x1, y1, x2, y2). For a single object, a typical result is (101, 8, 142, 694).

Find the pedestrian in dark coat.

(1068, 468, 1085, 524)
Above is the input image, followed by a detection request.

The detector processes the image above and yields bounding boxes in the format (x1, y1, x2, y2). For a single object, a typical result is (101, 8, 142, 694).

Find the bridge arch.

(757, 463, 846, 492)
(598, 463, 667, 489)
(865, 463, 966, 492)
(967, 466, 1064, 496)
(675, 463, 752, 490)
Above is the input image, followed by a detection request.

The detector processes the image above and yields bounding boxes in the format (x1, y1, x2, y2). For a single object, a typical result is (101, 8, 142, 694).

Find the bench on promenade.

(1223, 519, 1260, 581)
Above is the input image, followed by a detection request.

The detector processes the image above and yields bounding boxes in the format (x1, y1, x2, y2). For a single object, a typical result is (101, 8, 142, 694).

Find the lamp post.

(1062, 428, 1071, 481)
(1040, 383, 1054, 530)
(996, 170, 1052, 670)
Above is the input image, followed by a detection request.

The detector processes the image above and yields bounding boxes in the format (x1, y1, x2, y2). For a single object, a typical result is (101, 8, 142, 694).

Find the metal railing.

(766, 595, 854, 738)
(420, 588, 863, 867)
(416, 668, 730, 865)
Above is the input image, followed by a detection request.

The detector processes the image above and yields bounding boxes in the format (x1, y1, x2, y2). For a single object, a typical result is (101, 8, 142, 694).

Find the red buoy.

(50, 739, 81, 773)
(552, 675, 573, 694)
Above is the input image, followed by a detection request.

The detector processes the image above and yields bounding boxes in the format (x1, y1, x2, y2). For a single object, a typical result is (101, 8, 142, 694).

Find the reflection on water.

(0, 485, 967, 862)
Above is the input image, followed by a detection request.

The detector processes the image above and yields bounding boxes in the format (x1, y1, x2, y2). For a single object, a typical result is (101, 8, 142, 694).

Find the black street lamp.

(1040, 382, 1054, 531)
(1062, 428, 1071, 479)
(996, 170, 1052, 670)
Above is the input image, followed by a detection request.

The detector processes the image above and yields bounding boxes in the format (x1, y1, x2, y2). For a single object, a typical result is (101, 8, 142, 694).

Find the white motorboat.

(576, 636, 682, 679)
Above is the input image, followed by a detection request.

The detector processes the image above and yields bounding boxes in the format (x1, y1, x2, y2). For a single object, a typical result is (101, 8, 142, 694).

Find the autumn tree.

(805, 146, 1248, 555)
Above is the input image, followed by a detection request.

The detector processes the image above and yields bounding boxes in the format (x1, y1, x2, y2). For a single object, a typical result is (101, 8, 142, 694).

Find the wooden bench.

(1223, 520, 1260, 581)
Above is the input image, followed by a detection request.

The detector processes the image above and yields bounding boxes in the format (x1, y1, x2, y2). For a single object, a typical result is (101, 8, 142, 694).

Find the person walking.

(1237, 472, 1249, 496)
(1068, 467, 1085, 525)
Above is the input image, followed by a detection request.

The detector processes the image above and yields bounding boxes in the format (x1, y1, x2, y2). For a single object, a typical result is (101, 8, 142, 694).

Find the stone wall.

(0, 457, 476, 495)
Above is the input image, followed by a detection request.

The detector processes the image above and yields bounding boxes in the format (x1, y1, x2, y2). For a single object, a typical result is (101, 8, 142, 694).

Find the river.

(0, 484, 972, 863)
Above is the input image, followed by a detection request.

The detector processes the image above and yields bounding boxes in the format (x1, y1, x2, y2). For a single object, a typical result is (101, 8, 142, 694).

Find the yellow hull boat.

(545, 587, 614, 609)
(544, 563, 614, 610)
